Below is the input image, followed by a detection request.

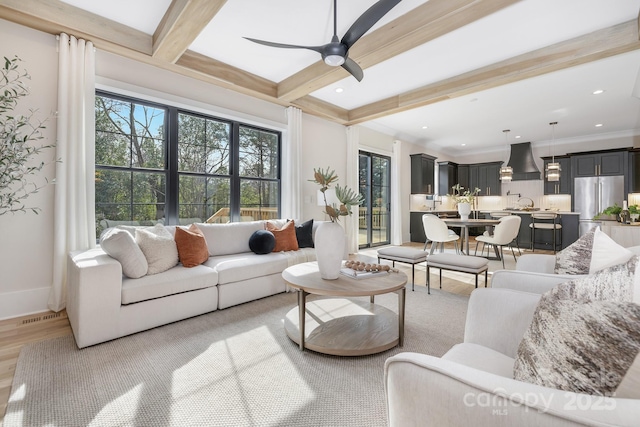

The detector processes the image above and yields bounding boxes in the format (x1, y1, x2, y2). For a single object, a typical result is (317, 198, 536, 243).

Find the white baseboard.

(0, 286, 51, 321)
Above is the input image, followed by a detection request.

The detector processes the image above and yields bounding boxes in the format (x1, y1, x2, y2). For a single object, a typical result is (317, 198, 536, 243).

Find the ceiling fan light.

(499, 166, 513, 181)
(324, 54, 345, 66)
(546, 162, 561, 181)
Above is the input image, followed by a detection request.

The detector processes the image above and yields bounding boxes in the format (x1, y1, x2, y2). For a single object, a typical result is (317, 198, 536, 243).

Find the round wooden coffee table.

(282, 261, 407, 356)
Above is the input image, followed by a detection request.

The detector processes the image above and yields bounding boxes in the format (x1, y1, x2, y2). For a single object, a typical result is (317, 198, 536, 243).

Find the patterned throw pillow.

(514, 256, 640, 397)
(265, 220, 299, 252)
(135, 224, 179, 275)
(554, 226, 596, 274)
(515, 299, 640, 397)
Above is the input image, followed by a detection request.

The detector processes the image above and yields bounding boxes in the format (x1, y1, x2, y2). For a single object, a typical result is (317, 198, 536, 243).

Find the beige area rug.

(4, 286, 467, 427)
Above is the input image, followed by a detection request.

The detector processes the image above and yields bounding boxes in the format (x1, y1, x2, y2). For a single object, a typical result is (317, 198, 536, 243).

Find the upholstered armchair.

(384, 287, 640, 427)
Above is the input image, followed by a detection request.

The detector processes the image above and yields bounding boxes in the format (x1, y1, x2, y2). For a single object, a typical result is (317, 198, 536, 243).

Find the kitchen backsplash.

(410, 179, 572, 211)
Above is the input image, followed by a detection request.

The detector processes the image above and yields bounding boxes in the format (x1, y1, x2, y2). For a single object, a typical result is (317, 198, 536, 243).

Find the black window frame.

(95, 90, 282, 228)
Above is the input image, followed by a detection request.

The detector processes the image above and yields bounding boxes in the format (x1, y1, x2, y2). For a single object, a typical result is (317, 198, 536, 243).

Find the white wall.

(0, 19, 58, 319)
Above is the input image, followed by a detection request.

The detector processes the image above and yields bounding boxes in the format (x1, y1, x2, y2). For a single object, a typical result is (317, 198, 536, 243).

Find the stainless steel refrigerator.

(574, 175, 625, 236)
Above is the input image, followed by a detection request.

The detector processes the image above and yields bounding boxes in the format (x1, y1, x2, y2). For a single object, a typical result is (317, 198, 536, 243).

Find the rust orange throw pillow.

(265, 220, 299, 252)
(174, 224, 209, 267)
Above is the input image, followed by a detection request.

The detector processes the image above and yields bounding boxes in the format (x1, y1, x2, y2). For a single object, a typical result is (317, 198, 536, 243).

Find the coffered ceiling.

(2, 0, 640, 155)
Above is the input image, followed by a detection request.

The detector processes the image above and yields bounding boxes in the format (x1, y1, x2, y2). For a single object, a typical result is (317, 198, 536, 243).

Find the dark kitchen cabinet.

(572, 151, 626, 177)
(470, 162, 502, 196)
(542, 156, 571, 195)
(457, 165, 469, 190)
(410, 153, 436, 194)
(438, 161, 458, 195)
(630, 150, 640, 193)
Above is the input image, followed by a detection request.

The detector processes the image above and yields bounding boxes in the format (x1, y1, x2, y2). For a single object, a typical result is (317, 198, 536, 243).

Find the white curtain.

(282, 106, 302, 220)
(391, 140, 403, 245)
(48, 34, 96, 312)
(345, 126, 360, 254)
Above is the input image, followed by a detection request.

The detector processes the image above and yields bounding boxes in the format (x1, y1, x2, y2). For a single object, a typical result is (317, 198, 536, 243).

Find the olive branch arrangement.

(1, 56, 56, 215)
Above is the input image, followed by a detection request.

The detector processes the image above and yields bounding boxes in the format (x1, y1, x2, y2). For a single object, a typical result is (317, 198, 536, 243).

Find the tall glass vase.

(314, 221, 346, 280)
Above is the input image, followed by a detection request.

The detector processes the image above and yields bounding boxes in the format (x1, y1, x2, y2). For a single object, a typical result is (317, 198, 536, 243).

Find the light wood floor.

(0, 242, 551, 421)
(0, 310, 72, 420)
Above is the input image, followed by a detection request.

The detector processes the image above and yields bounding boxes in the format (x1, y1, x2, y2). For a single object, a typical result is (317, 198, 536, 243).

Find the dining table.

(443, 218, 501, 258)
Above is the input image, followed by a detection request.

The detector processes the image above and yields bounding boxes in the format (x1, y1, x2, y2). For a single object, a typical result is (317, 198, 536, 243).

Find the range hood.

(506, 142, 541, 180)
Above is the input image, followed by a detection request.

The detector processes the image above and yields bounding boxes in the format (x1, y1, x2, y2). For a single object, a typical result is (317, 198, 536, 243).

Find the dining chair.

(422, 214, 460, 254)
(529, 212, 562, 253)
(474, 215, 521, 268)
(484, 211, 521, 256)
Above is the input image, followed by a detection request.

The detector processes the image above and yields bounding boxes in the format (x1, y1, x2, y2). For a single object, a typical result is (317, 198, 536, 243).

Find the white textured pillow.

(99, 228, 148, 278)
(589, 227, 634, 273)
(135, 224, 179, 275)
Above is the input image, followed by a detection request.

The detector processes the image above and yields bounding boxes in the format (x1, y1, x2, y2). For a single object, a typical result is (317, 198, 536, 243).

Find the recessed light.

(461, 143, 466, 146)
(335, 87, 343, 93)
(592, 89, 605, 95)
(595, 123, 604, 127)
(515, 135, 521, 139)
(421, 125, 428, 129)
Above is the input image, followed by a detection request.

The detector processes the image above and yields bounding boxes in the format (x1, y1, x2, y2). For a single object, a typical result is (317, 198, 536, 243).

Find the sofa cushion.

(295, 219, 314, 248)
(175, 224, 209, 267)
(195, 221, 264, 256)
(443, 343, 515, 378)
(204, 252, 289, 285)
(99, 227, 148, 279)
(135, 224, 179, 275)
(266, 220, 299, 252)
(249, 230, 276, 255)
(121, 264, 218, 304)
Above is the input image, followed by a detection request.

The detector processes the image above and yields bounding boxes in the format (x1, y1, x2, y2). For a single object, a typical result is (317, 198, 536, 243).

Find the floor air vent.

(21, 312, 62, 325)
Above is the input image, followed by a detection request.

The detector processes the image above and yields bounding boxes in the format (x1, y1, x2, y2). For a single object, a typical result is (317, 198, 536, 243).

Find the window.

(95, 92, 281, 237)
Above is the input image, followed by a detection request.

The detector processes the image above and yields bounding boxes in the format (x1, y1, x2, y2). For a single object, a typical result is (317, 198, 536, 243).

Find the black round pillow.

(249, 230, 276, 255)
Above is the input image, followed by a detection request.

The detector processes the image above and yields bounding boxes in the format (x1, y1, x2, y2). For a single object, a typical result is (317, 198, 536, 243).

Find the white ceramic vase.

(457, 202, 471, 221)
(315, 221, 346, 280)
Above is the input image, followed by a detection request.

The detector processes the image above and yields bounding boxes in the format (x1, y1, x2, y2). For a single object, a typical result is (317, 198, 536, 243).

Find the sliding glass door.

(359, 151, 391, 248)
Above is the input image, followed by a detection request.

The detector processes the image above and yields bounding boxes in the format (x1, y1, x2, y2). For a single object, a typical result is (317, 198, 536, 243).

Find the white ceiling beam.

(347, 20, 640, 125)
(276, 0, 522, 102)
(153, 0, 227, 63)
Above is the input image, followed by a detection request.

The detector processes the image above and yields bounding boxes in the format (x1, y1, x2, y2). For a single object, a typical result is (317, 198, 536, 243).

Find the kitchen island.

(479, 211, 580, 251)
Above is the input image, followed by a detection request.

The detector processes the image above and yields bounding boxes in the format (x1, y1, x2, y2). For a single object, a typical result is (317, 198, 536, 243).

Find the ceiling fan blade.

(341, 0, 401, 49)
(342, 57, 363, 82)
(244, 37, 323, 54)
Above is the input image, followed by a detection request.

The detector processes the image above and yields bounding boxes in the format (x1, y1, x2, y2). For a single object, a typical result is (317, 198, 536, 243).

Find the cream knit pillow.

(135, 224, 179, 275)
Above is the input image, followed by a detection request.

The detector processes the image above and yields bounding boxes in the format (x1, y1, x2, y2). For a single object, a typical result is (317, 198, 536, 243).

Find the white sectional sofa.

(67, 220, 320, 348)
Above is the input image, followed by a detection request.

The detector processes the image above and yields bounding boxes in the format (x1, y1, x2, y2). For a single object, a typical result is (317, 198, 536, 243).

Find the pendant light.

(499, 129, 513, 181)
(545, 121, 561, 182)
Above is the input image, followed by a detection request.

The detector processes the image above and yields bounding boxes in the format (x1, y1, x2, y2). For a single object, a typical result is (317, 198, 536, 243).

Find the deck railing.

(206, 207, 279, 223)
(359, 207, 388, 230)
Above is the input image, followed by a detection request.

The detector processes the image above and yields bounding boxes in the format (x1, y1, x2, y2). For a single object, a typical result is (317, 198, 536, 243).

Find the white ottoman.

(426, 253, 489, 294)
(377, 247, 427, 291)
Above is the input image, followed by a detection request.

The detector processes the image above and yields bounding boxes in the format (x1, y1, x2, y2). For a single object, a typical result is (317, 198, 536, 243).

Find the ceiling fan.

(244, 0, 402, 82)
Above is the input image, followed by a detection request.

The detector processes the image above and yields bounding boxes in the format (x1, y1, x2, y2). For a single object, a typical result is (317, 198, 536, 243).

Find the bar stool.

(529, 212, 562, 253)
